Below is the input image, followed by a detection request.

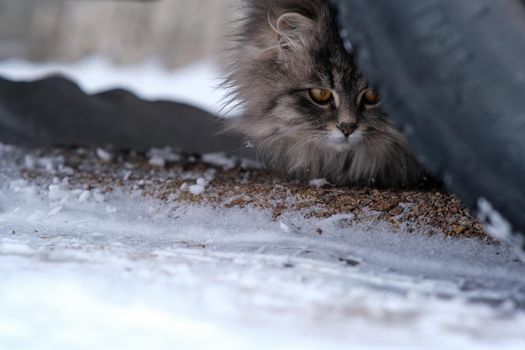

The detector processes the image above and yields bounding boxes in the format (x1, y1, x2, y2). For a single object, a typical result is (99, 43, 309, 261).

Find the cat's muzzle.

(337, 122, 358, 137)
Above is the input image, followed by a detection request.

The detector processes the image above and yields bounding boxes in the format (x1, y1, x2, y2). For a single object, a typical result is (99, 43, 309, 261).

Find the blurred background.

(0, 0, 241, 114)
(0, 0, 233, 69)
(0, 0, 252, 154)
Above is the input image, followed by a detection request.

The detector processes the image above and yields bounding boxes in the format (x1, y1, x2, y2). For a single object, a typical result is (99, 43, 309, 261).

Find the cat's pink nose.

(337, 122, 358, 137)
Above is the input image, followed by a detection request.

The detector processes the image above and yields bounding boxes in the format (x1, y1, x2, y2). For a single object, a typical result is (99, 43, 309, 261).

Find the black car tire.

(333, 0, 525, 248)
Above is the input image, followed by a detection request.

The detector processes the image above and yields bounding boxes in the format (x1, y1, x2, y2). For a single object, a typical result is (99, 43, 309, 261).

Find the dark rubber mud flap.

(0, 75, 251, 157)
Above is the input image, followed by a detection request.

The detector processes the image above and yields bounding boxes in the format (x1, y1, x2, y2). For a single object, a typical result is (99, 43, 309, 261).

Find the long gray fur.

(223, 0, 424, 187)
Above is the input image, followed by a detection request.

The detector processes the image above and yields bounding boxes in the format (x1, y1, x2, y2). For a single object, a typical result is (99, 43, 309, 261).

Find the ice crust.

(1, 144, 525, 349)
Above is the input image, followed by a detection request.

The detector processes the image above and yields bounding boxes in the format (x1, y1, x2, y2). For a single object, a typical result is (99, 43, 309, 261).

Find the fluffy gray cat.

(223, 0, 424, 187)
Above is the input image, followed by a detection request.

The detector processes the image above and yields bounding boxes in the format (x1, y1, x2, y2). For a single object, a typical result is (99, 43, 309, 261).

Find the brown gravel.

(19, 147, 489, 241)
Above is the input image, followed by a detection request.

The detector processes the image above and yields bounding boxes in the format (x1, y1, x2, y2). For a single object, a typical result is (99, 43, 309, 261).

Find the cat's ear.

(275, 12, 315, 35)
(265, 11, 316, 53)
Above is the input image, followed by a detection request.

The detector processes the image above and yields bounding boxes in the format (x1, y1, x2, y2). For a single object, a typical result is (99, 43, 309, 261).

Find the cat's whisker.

(287, 134, 318, 155)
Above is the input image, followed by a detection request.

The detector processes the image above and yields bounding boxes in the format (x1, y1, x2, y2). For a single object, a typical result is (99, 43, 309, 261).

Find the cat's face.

(227, 0, 391, 151)
(225, 0, 423, 186)
(266, 52, 384, 151)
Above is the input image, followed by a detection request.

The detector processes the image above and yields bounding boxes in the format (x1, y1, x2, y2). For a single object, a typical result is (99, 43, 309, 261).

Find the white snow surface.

(1, 144, 525, 349)
(0, 57, 229, 115)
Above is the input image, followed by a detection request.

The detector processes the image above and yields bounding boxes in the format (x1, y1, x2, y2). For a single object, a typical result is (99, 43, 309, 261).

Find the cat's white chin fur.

(326, 128, 365, 148)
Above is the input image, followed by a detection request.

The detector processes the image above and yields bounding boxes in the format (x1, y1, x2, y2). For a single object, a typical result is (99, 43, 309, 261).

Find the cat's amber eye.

(358, 89, 381, 108)
(309, 88, 333, 105)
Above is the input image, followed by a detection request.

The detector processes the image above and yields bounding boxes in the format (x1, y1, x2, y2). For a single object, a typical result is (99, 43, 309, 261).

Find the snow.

(0, 56, 525, 348)
(202, 152, 237, 170)
(478, 197, 523, 246)
(0, 56, 231, 115)
(148, 147, 182, 167)
(78, 190, 91, 203)
(196, 178, 207, 186)
(279, 222, 293, 233)
(188, 178, 209, 195)
(1, 144, 525, 349)
(96, 148, 113, 162)
(189, 184, 206, 195)
(309, 178, 331, 188)
(149, 157, 166, 168)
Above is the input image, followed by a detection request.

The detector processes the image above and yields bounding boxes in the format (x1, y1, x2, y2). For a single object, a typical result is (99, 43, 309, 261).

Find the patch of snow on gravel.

(0, 145, 525, 349)
(309, 178, 331, 188)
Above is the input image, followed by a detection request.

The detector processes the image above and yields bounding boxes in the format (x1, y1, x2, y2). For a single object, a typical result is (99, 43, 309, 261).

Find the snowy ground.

(1, 144, 525, 350)
(1, 58, 525, 349)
